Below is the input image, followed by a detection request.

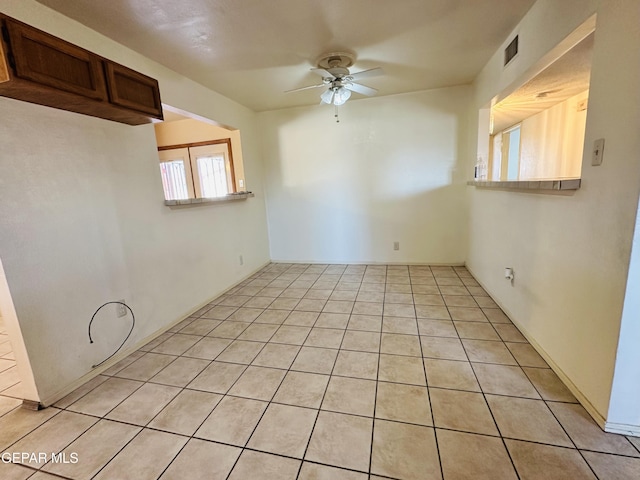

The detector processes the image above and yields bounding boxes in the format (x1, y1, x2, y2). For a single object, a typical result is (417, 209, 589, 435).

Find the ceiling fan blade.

(311, 68, 335, 79)
(349, 67, 383, 81)
(284, 83, 326, 93)
(345, 82, 378, 96)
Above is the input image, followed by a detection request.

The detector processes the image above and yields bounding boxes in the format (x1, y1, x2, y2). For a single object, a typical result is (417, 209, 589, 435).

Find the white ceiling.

(37, 0, 536, 112)
(492, 32, 594, 133)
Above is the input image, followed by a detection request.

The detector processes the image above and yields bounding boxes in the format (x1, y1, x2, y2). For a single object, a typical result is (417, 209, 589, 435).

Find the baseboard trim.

(21, 399, 43, 411)
(269, 259, 466, 267)
(39, 260, 271, 407)
(519, 326, 607, 429)
(464, 264, 608, 430)
(605, 421, 640, 437)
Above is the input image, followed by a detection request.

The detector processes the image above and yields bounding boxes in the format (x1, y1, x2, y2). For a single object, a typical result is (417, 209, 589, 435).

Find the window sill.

(164, 191, 254, 206)
(467, 179, 581, 193)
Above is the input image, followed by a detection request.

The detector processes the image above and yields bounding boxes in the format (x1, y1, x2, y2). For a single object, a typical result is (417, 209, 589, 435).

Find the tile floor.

(0, 263, 639, 479)
(0, 313, 23, 411)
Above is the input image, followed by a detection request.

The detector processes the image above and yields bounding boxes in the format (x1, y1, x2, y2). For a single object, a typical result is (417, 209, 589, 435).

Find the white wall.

(0, 0, 270, 404)
(467, 0, 640, 428)
(260, 86, 471, 264)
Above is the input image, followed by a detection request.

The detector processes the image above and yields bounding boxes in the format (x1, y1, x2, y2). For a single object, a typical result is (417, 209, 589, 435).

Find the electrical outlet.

(239, 255, 244, 266)
(116, 300, 127, 318)
(393, 241, 400, 251)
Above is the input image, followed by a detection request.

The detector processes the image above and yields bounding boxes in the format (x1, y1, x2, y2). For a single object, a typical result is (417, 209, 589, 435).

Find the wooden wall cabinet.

(104, 61, 162, 118)
(0, 25, 10, 84)
(0, 14, 163, 125)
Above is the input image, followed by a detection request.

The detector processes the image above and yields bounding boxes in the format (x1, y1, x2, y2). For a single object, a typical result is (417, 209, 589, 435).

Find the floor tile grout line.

(22, 403, 639, 467)
(47, 400, 173, 478)
(367, 267, 385, 477)
(58, 380, 631, 455)
(295, 265, 360, 478)
(0, 382, 21, 399)
(60, 354, 636, 464)
(69, 329, 575, 405)
(7, 263, 634, 479)
(280, 263, 337, 480)
(214, 263, 312, 480)
(629, 438, 640, 456)
(91, 323, 246, 446)
(459, 283, 523, 480)
(0, 398, 22, 417)
(212, 264, 328, 479)
(0, 409, 67, 455)
(444, 268, 527, 478)
(85, 421, 152, 480)
(416, 266, 445, 480)
(24, 463, 75, 480)
(543, 400, 603, 479)
(30, 412, 103, 474)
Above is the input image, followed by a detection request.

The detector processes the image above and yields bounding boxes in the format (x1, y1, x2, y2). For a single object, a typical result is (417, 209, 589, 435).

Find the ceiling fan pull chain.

(335, 104, 340, 123)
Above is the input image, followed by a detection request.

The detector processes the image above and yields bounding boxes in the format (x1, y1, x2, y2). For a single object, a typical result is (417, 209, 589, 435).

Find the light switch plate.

(592, 138, 605, 166)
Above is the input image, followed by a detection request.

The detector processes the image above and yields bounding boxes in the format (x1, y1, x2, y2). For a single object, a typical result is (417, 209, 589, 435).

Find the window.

(490, 124, 521, 181)
(158, 140, 235, 201)
(505, 126, 521, 181)
(158, 148, 193, 200)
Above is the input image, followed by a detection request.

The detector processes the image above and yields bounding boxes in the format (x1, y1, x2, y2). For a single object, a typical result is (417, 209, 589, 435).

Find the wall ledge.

(164, 191, 254, 207)
(468, 179, 581, 192)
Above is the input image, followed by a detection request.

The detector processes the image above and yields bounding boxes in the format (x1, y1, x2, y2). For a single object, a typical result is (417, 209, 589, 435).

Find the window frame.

(157, 139, 236, 200)
(501, 124, 522, 181)
(489, 123, 522, 181)
(157, 147, 194, 200)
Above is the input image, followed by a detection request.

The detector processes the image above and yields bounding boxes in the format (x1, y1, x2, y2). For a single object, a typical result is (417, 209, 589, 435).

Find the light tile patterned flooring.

(0, 314, 23, 411)
(0, 263, 639, 479)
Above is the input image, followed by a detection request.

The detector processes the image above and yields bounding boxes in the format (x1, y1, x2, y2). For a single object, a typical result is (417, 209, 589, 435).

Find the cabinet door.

(4, 18, 108, 101)
(0, 33, 9, 83)
(104, 61, 163, 118)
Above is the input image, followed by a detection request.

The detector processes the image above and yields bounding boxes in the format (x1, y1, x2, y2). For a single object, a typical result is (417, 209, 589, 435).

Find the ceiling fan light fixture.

(333, 87, 351, 106)
(285, 51, 381, 117)
(320, 88, 335, 104)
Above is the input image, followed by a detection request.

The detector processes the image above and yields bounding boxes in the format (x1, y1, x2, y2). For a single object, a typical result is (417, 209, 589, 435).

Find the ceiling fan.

(286, 52, 383, 106)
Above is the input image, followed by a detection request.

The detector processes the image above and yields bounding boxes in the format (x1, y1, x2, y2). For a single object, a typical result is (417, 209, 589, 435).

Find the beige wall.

(517, 91, 588, 179)
(154, 119, 246, 191)
(0, 0, 270, 404)
(467, 0, 640, 431)
(259, 86, 471, 264)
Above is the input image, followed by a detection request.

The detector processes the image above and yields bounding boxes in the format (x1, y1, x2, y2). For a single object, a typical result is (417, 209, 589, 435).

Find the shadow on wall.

(260, 86, 471, 263)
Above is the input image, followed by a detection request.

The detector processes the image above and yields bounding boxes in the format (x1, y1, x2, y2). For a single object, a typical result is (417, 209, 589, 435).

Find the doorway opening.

(0, 257, 40, 409)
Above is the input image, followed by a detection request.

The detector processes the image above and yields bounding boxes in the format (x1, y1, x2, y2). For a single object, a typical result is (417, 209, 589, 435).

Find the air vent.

(504, 35, 519, 66)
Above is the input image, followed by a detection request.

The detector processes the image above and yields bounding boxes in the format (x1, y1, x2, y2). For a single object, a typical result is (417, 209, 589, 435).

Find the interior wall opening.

(0, 257, 39, 407)
(153, 106, 248, 201)
(477, 17, 596, 182)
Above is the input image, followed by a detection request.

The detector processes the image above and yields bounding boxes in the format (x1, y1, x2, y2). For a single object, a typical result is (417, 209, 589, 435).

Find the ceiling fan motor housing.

(316, 52, 356, 73)
(327, 67, 350, 78)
